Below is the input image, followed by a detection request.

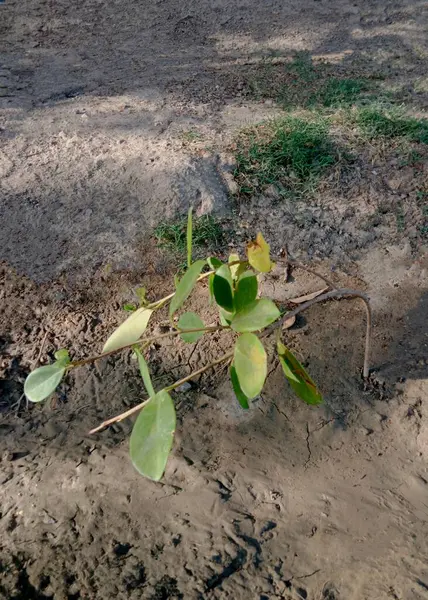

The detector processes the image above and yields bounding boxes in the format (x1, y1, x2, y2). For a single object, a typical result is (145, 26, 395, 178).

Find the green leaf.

(24, 364, 66, 403)
(234, 333, 267, 398)
(234, 271, 258, 312)
(134, 347, 155, 398)
(177, 312, 205, 343)
(54, 349, 71, 367)
(136, 287, 148, 306)
(213, 264, 234, 312)
(187, 206, 193, 268)
(208, 273, 215, 305)
(103, 307, 153, 353)
(123, 303, 137, 312)
(230, 365, 249, 409)
(246, 232, 275, 273)
(231, 298, 280, 332)
(169, 260, 206, 317)
(130, 390, 176, 481)
(277, 341, 323, 405)
(219, 308, 234, 326)
(208, 257, 222, 270)
(228, 253, 240, 280)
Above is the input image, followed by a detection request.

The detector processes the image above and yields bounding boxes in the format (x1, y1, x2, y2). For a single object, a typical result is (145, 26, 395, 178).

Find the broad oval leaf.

(24, 364, 65, 403)
(103, 307, 153, 353)
(130, 390, 176, 481)
(178, 311, 205, 343)
(231, 298, 280, 333)
(230, 365, 249, 409)
(277, 341, 323, 405)
(134, 347, 155, 398)
(213, 264, 234, 312)
(234, 271, 258, 313)
(234, 333, 267, 398)
(169, 259, 206, 317)
(246, 232, 275, 273)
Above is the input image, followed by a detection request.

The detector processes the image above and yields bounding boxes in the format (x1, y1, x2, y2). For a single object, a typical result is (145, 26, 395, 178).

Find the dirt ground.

(1, 0, 428, 598)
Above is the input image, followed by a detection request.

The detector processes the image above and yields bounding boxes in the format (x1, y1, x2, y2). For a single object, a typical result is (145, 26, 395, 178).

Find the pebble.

(176, 382, 192, 393)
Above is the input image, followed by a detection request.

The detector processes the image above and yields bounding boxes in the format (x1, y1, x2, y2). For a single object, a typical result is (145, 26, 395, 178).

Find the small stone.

(176, 382, 192, 393)
(221, 171, 238, 195)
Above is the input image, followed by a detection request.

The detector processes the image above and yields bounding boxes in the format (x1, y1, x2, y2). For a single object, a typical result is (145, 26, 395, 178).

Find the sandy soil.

(1, 0, 428, 598)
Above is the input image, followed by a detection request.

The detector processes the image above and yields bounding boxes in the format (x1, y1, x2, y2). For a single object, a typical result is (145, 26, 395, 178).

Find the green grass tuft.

(234, 117, 341, 197)
(154, 214, 223, 255)
(356, 109, 428, 143)
(311, 78, 371, 108)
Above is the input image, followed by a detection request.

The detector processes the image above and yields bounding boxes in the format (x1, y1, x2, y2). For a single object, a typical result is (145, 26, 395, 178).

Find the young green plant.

(24, 209, 372, 481)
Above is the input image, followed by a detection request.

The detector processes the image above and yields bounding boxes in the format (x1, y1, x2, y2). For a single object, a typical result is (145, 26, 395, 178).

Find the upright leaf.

(169, 259, 206, 317)
(24, 364, 66, 403)
(230, 365, 250, 409)
(231, 298, 280, 332)
(234, 333, 267, 398)
(228, 253, 240, 280)
(136, 287, 148, 306)
(234, 271, 258, 312)
(54, 349, 71, 367)
(246, 232, 275, 273)
(103, 307, 153, 353)
(207, 257, 222, 270)
(277, 341, 323, 405)
(208, 273, 215, 305)
(134, 347, 155, 398)
(130, 390, 176, 481)
(187, 206, 193, 268)
(177, 312, 205, 343)
(213, 264, 234, 312)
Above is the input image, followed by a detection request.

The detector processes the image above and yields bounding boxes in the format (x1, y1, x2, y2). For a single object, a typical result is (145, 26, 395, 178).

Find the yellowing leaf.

(234, 333, 267, 398)
(277, 341, 322, 405)
(246, 232, 275, 273)
(103, 307, 153, 353)
(289, 287, 328, 304)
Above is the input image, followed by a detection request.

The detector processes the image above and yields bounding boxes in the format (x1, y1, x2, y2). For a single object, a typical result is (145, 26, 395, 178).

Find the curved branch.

(264, 288, 372, 378)
(288, 260, 337, 290)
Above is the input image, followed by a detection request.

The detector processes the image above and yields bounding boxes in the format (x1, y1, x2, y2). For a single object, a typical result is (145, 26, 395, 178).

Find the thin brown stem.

(263, 288, 372, 378)
(288, 261, 337, 290)
(88, 350, 234, 434)
(69, 326, 227, 369)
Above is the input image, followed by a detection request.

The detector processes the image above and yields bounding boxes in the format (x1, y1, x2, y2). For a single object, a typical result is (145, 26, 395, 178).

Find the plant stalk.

(88, 350, 234, 434)
(69, 326, 227, 369)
